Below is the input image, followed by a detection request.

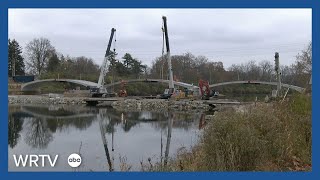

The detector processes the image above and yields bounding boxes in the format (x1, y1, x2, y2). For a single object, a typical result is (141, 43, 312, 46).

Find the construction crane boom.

(98, 28, 116, 90)
(90, 28, 116, 98)
(162, 16, 174, 90)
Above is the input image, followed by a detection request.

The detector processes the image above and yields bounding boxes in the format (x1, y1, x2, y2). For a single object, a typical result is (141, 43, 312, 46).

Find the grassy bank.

(146, 94, 311, 171)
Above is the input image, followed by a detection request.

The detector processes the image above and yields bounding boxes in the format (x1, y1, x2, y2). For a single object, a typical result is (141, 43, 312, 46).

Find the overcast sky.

(8, 8, 311, 68)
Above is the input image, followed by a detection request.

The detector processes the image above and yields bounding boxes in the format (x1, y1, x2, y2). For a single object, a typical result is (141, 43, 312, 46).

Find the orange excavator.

(199, 79, 211, 100)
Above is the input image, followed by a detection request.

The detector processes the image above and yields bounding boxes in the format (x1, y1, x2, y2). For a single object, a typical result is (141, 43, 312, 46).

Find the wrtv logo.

(13, 155, 59, 167)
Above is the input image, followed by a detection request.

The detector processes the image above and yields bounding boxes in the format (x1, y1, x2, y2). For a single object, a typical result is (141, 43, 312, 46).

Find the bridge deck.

(21, 78, 305, 93)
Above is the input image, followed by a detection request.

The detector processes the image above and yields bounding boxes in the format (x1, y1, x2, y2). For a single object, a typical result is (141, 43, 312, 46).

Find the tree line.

(8, 38, 148, 84)
(8, 37, 311, 89)
(150, 42, 311, 88)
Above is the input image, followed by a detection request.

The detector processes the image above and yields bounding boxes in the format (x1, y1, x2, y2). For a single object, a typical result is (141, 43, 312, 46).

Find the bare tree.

(281, 65, 295, 84)
(295, 42, 312, 74)
(25, 38, 55, 76)
(293, 42, 312, 86)
(228, 64, 241, 81)
(259, 60, 273, 81)
(24, 118, 53, 149)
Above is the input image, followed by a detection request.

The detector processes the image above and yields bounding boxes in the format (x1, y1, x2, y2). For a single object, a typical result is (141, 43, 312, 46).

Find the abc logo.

(67, 153, 82, 168)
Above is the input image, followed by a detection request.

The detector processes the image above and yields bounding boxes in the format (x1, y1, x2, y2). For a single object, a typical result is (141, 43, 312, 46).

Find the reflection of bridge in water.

(15, 105, 96, 120)
(97, 110, 192, 170)
(12, 105, 203, 126)
(9, 105, 208, 171)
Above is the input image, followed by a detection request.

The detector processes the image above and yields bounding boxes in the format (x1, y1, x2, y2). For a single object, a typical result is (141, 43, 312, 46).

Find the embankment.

(8, 95, 241, 111)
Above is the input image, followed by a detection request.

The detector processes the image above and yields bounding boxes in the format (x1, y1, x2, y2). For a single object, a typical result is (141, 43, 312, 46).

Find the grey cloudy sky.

(8, 8, 311, 68)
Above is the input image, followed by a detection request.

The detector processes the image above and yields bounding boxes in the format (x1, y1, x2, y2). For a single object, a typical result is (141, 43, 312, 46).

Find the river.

(8, 104, 208, 172)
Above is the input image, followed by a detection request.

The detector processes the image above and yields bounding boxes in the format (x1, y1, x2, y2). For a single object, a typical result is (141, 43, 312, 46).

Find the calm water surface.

(8, 104, 208, 171)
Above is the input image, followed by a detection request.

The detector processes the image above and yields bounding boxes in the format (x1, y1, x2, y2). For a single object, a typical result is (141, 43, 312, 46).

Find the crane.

(97, 110, 114, 171)
(90, 28, 116, 97)
(160, 16, 175, 99)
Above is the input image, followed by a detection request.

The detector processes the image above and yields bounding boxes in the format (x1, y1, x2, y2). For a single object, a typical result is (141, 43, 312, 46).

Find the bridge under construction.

(17, 16, 308, 99)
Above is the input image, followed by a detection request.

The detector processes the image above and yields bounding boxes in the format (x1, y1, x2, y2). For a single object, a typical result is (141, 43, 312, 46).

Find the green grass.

(146, 94, 311, 171)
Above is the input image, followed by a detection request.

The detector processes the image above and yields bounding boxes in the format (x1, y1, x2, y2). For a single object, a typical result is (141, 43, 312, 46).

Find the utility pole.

(274, 52, 282, 96)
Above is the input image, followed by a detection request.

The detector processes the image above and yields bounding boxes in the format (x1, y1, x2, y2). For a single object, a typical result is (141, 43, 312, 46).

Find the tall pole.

(162, 16, 174, 90)
(274, 52, 282, 96)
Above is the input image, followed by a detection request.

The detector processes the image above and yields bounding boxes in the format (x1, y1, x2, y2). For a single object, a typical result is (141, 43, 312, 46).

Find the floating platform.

(84, 97, 120, 106)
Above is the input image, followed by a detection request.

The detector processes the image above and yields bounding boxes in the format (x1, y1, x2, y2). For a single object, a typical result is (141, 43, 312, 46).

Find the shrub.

(150, 94, 311, 171)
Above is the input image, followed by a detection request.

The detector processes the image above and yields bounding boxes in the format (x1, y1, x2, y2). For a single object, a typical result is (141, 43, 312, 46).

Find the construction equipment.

(160, 16, 175, 99)
(199, 79, 211, 100)
(90, 28, 117, 98)
(118, 80, 127, 97)
(173, 88, 195, 100)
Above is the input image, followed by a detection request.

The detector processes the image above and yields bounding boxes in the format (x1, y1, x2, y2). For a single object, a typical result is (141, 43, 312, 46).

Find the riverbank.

(143, 94, 312, 171)
(8, 95, 242, 112)
(109, 98, 213, 111)
(8, 95, 87, 105)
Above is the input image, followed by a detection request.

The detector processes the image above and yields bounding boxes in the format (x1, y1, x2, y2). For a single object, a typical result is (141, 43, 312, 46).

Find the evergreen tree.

(122, 53, 145, 78)
(46, 51, 60, 72)
(132, 60, 145, 78)
(122, 53, 134, 69)
(8, 39, 25, 77)
(107, 51, 118, 82)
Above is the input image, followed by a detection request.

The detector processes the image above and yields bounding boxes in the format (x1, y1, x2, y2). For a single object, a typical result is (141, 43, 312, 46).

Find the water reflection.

(8, 113, 23, 148)
(164, 112, 173, 166)
(8, 105, 210, 171)
(24, 118, 53, 149)
(98, 113, 113, 171)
